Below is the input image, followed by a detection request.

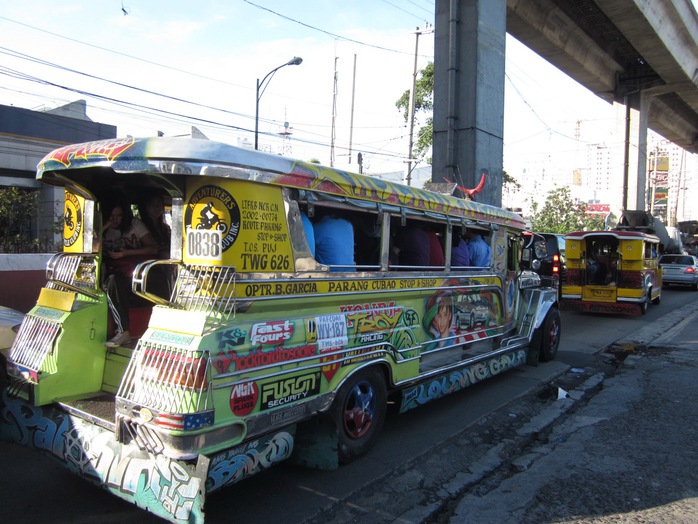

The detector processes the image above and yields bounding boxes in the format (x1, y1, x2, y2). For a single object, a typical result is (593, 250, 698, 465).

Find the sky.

(0, 0, 694, 198)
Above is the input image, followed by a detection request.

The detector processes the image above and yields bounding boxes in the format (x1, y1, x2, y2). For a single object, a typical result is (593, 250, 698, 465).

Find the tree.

(502, 170, 521, 194)
(529, 187, 605, 233)
(396, 62, 434, 164)
(0, 187, 60, 253)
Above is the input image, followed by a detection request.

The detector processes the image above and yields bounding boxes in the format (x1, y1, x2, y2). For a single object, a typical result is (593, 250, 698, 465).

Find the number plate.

(186, 229, 223, 261)
(590, 289, 613, 297)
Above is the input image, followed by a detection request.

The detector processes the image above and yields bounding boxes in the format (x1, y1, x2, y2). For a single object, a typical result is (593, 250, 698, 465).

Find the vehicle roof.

(37, 137, 526, 230)
(565, 230, 661, 242)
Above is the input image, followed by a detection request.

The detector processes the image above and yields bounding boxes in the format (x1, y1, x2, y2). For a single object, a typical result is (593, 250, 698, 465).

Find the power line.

(242, 0, 431, 57)
(0, 15, 249, 91)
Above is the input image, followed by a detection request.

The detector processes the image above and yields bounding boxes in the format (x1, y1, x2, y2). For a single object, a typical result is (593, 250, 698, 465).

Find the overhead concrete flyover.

(432, 0, 698, 208)
(506, 0, 698, 155)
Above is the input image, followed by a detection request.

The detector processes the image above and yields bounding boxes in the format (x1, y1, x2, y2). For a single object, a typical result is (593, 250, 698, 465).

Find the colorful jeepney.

(561, 228, 662, 315)
(1, 137, 560, 523)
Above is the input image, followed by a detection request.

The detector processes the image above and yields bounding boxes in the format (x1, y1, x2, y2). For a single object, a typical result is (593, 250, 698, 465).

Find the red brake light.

(142, 347, 208, 389)
(552, 254, 560, 273)
(686, 267, 696, 274)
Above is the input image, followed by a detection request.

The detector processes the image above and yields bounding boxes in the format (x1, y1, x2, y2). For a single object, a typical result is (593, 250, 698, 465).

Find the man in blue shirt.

(465, 229, 491, 267)
(313, 213, 355, 271)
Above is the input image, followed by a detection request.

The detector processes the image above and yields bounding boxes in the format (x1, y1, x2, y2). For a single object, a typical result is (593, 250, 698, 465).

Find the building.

(0, 100, 116, 250)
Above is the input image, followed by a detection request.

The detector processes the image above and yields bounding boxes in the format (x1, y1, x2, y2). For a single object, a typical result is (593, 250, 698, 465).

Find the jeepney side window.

(289, 200, 317, 264)
(508, 234, 518, 271)
(644, 242, 651, 259)
(391, 217, 446, 270)
(354, 211, 381, 268)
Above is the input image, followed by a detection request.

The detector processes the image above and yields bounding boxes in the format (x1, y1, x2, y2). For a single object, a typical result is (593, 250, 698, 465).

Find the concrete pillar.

(618, 91, 649, 212)
(433, 0, 506, 206)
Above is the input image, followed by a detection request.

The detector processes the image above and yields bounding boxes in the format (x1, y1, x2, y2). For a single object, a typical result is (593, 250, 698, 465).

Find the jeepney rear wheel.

(534, 307, 561, 362)
(332, 367, 387, 464)
(640, 290, 651, 315)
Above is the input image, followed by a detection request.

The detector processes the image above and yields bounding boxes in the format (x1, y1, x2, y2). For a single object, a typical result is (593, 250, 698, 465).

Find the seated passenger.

(451, 233, 470, 266)
(313, 211, 355, 272)
(102, 197, 157, 347)
(396, 225, 430, 267)
(427, 228, 445, 266)
(354, 214, 381, 267)
(465, 229, 491, 267)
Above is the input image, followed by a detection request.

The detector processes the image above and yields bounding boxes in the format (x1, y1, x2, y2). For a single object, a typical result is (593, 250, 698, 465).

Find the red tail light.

(566, 268, 582, 285)
(619, 272, 643, 288)
(686, 267, 696, 274)
(142, 347, 208, 389)
(552, 254, 560, 274)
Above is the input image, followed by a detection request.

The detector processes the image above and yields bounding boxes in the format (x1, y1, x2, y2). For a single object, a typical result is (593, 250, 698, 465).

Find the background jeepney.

(561, 228, 662, 315)
(1, 137, 560, 523)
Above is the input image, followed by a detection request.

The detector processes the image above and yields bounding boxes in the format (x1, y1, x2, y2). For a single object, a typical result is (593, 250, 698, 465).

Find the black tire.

(640, 290, 650, 315)
(332, 367, 387, 464)
(532, 307, 561, 363)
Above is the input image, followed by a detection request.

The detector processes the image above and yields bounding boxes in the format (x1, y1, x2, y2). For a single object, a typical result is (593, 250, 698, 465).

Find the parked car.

(521, 232, 567, 292)
(659, 254, 698, 290)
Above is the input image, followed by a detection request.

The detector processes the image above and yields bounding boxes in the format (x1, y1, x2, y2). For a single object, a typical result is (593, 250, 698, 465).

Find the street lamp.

(255, 56, 303, 150)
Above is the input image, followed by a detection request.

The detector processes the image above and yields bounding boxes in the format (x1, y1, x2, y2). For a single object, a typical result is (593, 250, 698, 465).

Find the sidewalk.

(448, 304, 698, 523)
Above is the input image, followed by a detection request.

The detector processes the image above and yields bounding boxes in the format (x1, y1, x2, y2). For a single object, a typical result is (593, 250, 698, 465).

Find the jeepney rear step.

(58, 394, 116, 432)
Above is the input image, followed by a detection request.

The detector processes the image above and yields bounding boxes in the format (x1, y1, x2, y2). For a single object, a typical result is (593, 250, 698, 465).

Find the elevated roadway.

(507, 0, 698, 154)
(432, 0, 698, 207)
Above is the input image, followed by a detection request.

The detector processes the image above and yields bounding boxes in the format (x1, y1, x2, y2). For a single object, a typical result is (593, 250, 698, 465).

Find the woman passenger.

(138, 191, 171, 259)
(102, 197, 157, 347)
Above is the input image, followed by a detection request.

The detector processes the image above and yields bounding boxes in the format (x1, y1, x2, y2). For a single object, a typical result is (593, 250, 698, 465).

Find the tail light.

(142, 347, 209, 389)
(566, 268, 581, 285)
(619, 272, 643, 288)
(685, 267, 696, 274)
(552, 254, 560, 274)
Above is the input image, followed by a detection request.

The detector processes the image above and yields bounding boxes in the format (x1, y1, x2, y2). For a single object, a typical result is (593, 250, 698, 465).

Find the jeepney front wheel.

(532, 307, 561, 362)
(332, 367, 387, 464)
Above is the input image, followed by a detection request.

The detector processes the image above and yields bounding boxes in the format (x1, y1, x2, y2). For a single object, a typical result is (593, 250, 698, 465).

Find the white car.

(659, 254, 698, 291)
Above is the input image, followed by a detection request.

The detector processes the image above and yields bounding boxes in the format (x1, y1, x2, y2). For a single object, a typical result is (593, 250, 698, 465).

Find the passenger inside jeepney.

(102, 195, 158, 347)
(586, 243, 607, 285)
(312, 208, 356, 272)
(137, 190, 174, 300)
(465, 228, 491, 267)
(451, 228, 471, 267)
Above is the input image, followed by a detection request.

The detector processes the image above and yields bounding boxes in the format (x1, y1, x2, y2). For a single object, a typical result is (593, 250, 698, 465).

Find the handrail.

(45, 252, 100, 300)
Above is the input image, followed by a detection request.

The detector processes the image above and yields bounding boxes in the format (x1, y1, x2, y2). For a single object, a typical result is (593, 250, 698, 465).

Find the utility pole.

(405, 25, 433, 186)
(330, 55, 338, 167)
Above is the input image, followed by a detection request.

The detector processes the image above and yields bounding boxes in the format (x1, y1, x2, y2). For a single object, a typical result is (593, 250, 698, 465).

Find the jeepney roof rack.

(424, 182, 458, 195)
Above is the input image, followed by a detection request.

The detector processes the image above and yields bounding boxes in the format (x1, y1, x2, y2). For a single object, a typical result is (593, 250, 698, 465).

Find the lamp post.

(255, 56, 303, 150)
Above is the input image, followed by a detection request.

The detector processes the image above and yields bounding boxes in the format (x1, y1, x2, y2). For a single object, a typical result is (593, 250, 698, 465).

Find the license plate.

(591, 289, 613, 297)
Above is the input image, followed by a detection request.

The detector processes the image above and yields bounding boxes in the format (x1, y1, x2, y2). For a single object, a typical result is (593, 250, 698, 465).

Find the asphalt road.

(1, 288, 697, 524)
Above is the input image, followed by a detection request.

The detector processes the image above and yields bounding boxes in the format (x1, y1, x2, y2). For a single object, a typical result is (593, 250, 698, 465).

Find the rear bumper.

(0, 389, 295, 523)
(663, 276, 698, 286)
(560, 298, 642, 316)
